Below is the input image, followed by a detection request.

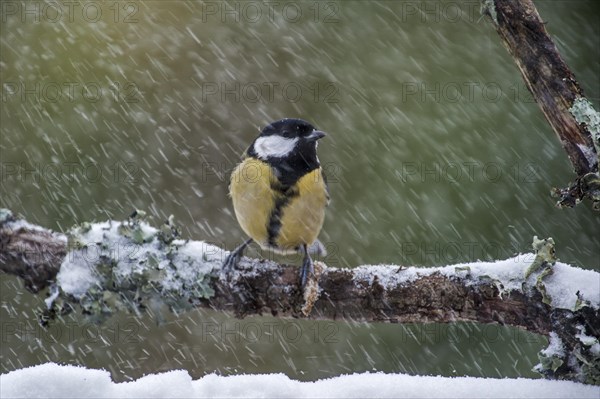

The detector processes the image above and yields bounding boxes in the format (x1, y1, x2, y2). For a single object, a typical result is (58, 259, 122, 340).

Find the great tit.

(223, 118, 329, 287)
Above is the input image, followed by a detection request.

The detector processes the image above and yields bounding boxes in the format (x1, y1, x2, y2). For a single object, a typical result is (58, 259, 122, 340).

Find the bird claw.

(222, 239, 253, 278)
(222, 251, 241, 274)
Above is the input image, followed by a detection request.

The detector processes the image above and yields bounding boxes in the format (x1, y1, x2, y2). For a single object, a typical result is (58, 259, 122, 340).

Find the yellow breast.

(275, 168, 328, 252)
(229, 158, 328, 254)
(230, 158, 274, 248)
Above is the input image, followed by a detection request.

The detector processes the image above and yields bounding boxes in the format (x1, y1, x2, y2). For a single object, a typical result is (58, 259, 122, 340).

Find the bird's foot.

(222, 239, 252, 275)
(222, 251, 242, 273)
(300, 251, 315, 289)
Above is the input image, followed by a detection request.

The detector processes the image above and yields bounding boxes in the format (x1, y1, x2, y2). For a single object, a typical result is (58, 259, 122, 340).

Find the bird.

(223, 118, 329, 288)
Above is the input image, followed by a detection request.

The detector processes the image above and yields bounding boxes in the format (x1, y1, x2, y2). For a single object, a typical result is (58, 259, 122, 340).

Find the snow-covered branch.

(0, 209, 598, 384)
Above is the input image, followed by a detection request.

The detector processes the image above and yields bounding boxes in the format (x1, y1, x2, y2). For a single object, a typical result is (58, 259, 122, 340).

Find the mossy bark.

(483, 0, 599, 209)
(1, 213, 598, 384)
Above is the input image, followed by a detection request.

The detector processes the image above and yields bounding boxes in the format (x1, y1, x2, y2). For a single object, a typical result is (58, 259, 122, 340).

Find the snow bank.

(1, 363, 598, 399)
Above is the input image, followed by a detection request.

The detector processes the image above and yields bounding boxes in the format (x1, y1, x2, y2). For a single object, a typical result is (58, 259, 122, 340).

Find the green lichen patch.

(49, 212, 225, 325)
(157, 215, 181, 245)
(537, 351, 564, 373)
(0, 208, 14, 224)
(574, 325, 600, 385)
(552, 172, 600, 210)
(581, 172, 600, 211)
(480, 0, 498, 25)
(525, 236, 556, 305)
(535, 267, 554, 305)
(570, 96, 600, 160)
(534, 332, 565, 376)
(525, 236, 556, 279)
(574, 291, 592, 311)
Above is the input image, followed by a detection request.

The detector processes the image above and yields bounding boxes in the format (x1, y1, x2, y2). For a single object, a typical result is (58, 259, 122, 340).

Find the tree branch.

(0, 209, 598, 384)
(0, 210, 67, 292)
(482, 0, 600, 209)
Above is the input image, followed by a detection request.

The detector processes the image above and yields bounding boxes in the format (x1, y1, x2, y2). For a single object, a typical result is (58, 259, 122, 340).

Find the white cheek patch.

(253, 136, 298, 159)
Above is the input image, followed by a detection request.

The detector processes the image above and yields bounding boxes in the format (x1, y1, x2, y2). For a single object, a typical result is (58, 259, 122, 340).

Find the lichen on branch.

(1, 210, 599, 384)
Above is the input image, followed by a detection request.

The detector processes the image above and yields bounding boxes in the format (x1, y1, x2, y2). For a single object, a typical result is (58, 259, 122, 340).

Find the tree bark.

(1, 211, 598, 384)
(0, 211, 66, 292)
(482, 0, 600, 209)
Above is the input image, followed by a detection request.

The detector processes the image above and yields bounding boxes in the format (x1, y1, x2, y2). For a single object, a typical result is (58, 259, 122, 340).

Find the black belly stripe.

(266, 181, 299, 248)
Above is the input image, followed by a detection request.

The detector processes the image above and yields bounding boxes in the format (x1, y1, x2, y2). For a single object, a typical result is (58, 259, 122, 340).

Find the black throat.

(248, 143, 320, 189)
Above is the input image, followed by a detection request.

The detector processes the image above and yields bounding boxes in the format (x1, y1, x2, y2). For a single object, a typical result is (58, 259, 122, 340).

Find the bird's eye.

(299, 125, 311, 136)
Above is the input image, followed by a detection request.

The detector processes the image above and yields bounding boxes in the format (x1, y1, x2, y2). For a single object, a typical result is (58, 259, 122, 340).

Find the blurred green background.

(1, 0, 598, 382)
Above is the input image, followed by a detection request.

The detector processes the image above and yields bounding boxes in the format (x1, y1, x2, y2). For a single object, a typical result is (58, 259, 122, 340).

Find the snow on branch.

(0, 209, 598, 384)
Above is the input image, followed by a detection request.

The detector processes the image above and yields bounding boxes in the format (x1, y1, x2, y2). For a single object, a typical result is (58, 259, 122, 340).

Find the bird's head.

(248, 118, 326, 165)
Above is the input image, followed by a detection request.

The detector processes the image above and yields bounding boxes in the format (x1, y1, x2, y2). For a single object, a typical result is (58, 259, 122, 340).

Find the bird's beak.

(307, 130, 326, 141)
